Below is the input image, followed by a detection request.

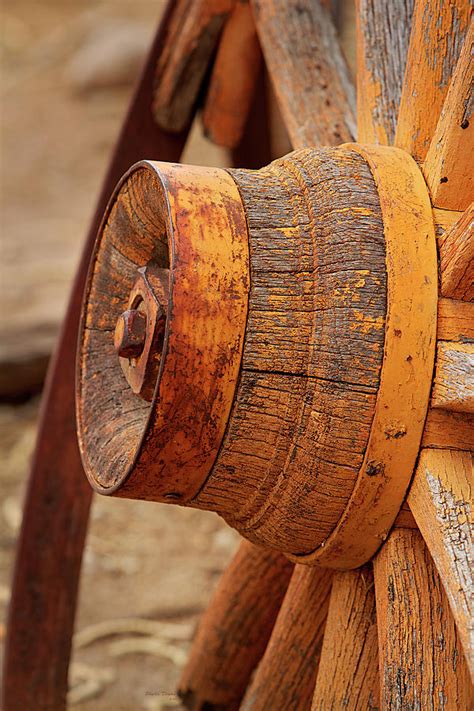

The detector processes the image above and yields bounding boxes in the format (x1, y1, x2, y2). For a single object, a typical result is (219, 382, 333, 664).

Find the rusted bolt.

(114, 309, 147, 359)
(115, 264, 170, 401)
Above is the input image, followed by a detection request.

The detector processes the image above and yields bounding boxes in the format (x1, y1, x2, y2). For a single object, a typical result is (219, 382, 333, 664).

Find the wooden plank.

(178, 540, 293, 710)
(395, 0, 470, 161)
(432, 341, 474, 413)
(437, 298, 474, 342)
(422, 408, 474, 451)
(251, 0, 356, 149)
(241, 566, 333, 710)
(202, 1, 262, 149)
(374, 529, 472, 709)
(153, 0, 235, 132)
(408, 449, 473, 674)
(356, 0, 414, 144)
(312, 566, 379, 709)
(423, 22, 474, 210)
(439, 204, 474, 301)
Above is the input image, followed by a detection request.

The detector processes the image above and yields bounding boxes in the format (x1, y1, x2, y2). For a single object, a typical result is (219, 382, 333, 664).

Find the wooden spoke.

(251, 0, 356, 148)
(374, 529, 472, 708)
(423, 21, 474, 210)
(312, 567, 379, 710)
(395, 0, 470, 161)
(432, 341, 474, 414)
(408, 449, 473, 674)
(356, 0, 414, 145)
(241, 566, 333, 710)
(153, 0, 235, 132)
(422, 409, 474, 451)
(202, 1, 262, 149)
(178, 541, 293, 710)
(439, 203, 474, 301)
(437, 297, 474, 342)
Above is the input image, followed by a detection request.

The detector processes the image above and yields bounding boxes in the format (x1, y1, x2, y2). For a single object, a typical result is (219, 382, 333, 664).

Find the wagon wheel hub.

(77, 144, 439, 570)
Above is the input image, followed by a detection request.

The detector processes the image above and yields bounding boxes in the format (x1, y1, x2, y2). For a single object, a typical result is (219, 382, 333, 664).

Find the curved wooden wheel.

(3, 2, 473, 710)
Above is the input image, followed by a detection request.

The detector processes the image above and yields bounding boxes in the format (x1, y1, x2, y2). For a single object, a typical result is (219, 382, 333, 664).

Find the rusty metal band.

(78, 162, 250, 502)
(2, 5, 188, 709)
(289, 144, 438, 569)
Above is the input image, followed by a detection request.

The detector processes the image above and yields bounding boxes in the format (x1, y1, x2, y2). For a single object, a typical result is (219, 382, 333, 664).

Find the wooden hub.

(77, 145, 437, 568)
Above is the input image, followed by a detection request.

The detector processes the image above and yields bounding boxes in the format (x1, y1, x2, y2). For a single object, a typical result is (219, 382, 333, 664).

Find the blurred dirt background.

(1, 2, 239, 709)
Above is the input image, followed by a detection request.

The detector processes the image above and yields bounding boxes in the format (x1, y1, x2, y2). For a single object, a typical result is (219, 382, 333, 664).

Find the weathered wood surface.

(423, 21, 474, 211)
(395, 0, 470, 161)
(439, 204, 474, 301)
(241, 566, 332, 710)
(202, 1, 262, 148)
(437, 298, 474, 342)
(356, 0, 414, 145)
(153, 0, 235, 132)
(178, 540, 293, 710)
(312, 566, 379, 710)
(408, 449, 473, 674)
(251, 0, 356, 148)
(195, 147, 387, 555)
(300, 143, 437, 569)
(422, 408, 474, 451)
(434, 206, 463, 241)
(374, 529, 472, 709)
(432, 341, 474, 413)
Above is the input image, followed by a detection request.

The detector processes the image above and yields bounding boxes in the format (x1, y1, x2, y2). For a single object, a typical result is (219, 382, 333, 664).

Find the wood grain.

(312, 566, 379, 710)
(296, 144, 437, 569)
(153, 0, 235, 132)
(395, 0, 470, 161)
(241, 566, 332, 711)
(423, 21, 474, 210)
(178, 540, 293, 710)
(356, 0, 414, 145)
(432, 341, 474, 413)
(195, 147, 387, 555)
(202, 0, 262, 149)
(422, 408, 474, 451)
(437, 298, 474, 342)
(439, 203, 474, 301)
(251, 0, 356, 148)
(374, 529, 472, 710)
(408, 449, 473, 675)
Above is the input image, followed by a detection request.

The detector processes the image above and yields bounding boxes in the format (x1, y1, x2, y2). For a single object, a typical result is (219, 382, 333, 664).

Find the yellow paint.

(290, 144, 438, 569)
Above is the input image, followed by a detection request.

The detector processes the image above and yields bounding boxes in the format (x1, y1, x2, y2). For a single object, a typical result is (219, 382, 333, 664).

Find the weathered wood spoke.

(423, 20, 474, 210)
(178, 540, 293, 710)
(356, 0, 414, 145)
(395, 0, 470, 161)
(408, 449, 473, 675)
(152, 0, 235, 132)
(241, 566, 333, 710)
(374, 529, 472, 709)
(251, 0, 356, 148)
(312, 566, 379, 709)
(439, 204, 474, 301)
(202, 0, 262, 149)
